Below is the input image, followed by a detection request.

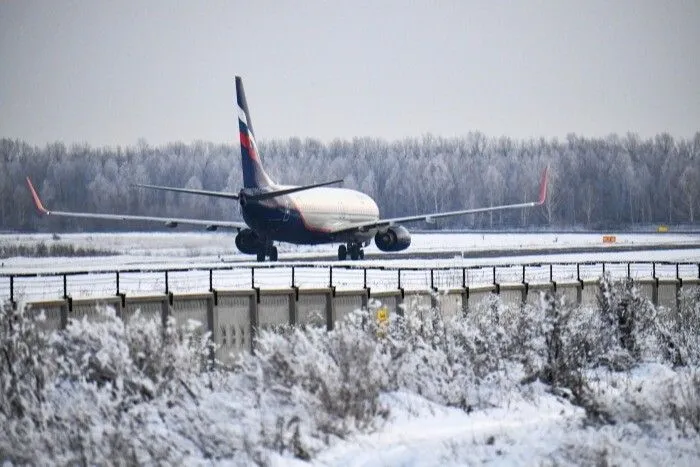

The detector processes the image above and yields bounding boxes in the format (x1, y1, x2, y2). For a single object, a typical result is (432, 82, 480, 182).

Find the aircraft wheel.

(350, 246, 359, 261)
(269, 246, 278, 262)
(256, 250, 265, 262)
(338, 244, 347, 260)
(359, 249, 364, 260)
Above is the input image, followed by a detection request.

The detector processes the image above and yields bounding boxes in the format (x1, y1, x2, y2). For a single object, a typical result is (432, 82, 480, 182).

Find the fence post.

(251, 267, 255, 289)
(397, 269, 402, 289)
(576, 263, 583, 304)
(164, 271, 169, 295)
(492, 266, 500, 294)
(291, 266, 295, 288)
(10, 275, 14, 304)
(329, 266, 333, 288)
(116, 271, 120, 295)
(209, 269, 213, 292)
(430, 269, 435, 291)
(325, 289, 334, 331)
(161, 295, 170, 339)
(63, 274, 68, 298)
(675, 263, 682, 312)
(652, 262, 659, 306)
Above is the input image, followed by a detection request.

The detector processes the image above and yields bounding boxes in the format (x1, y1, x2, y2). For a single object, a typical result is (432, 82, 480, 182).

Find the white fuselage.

(241, 185, 380, 244)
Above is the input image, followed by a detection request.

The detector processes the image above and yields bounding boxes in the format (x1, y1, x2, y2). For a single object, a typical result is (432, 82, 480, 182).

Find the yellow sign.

(602, 235, 616, 244)
(376, 306, 389, 338)
(657, 225, 669, 233)
(376, 306, 389, 324)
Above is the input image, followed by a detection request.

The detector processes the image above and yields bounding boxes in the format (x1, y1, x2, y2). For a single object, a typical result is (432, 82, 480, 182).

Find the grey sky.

(1, 0, 698, 147)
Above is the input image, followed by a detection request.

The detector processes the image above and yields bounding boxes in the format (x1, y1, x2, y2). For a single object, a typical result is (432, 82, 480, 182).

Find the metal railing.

(2, 261, 699, 303)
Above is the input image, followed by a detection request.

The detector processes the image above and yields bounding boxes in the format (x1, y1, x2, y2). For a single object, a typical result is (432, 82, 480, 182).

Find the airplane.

(26, 76, 548, 262)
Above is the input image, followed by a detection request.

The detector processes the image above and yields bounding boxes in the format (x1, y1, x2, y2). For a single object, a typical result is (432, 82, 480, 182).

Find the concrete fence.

(22, 276, 700, 364)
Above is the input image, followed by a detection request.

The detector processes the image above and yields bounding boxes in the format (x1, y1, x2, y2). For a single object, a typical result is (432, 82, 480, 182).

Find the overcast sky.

(1, 0, 698, 147)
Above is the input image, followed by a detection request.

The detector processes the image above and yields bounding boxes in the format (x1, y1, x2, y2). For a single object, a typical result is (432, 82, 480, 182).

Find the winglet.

(537, 167, 548, 205)
(26, 177, 49, 215)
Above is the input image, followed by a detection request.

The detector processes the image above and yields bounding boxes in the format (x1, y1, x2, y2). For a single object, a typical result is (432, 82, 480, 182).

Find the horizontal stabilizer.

(248, 179, 344, 201)
(134, 183, 240, 200)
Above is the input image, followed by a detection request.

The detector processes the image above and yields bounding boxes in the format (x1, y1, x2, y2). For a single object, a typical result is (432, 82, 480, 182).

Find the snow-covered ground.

(289, 367, 700, 466)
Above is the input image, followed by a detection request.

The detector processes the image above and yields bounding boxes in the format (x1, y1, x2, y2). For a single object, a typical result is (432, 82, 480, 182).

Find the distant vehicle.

(27, 77, 548, 261)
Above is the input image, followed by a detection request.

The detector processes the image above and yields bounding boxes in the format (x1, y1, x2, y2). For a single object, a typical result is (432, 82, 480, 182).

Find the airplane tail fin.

(236, 76, 275, 189)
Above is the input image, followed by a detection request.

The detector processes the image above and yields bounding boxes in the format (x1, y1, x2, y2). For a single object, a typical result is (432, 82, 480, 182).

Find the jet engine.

(235, 228, 264, 254)
(374, 226, 411, 252)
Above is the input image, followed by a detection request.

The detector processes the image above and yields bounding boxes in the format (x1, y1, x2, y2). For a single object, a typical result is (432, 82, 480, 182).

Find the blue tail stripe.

(237, 76, 273, 188)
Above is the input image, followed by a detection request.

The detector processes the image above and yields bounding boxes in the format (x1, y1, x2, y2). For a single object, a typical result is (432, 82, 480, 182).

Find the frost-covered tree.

(3, 131, 700, 231)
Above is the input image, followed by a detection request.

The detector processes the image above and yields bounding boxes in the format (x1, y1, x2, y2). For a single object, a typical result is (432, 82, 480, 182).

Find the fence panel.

(3, 262, 700, 302)
(215, 292, 253, 361)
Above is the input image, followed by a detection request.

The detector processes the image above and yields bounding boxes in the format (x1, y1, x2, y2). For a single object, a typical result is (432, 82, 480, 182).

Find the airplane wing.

(26, 177, 247, 231)
(332, 167, 548, 234)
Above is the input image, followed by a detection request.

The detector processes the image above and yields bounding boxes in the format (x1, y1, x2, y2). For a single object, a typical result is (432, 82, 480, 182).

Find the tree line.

(1, 132, 698, 232)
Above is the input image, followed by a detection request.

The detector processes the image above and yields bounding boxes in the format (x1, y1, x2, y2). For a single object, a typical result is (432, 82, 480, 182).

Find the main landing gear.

(256, 243, 278, 262)
(338, 243, 364, 261)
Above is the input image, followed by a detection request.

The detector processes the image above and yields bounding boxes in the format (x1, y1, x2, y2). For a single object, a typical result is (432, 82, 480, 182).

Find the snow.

(267, 368, 700, 466)
(309, 389, 580, 466)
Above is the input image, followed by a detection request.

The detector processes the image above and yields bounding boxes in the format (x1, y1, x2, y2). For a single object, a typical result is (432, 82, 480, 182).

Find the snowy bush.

(0, 306, 213, 465)
(656, 286, 700, 367)
(0, 300, 52, 421)
(380, 296, 510, 410)
(235, 309, 391, 459)
(50, 307, 212, 403)
(538, 291, 588, 393)
(596, 274, 657, 369)
(667, 369, 700, 435)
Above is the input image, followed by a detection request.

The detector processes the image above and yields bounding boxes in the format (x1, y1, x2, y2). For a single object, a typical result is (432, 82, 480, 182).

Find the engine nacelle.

(374, 226, 411, 252)
(235, 229, 264, 255)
